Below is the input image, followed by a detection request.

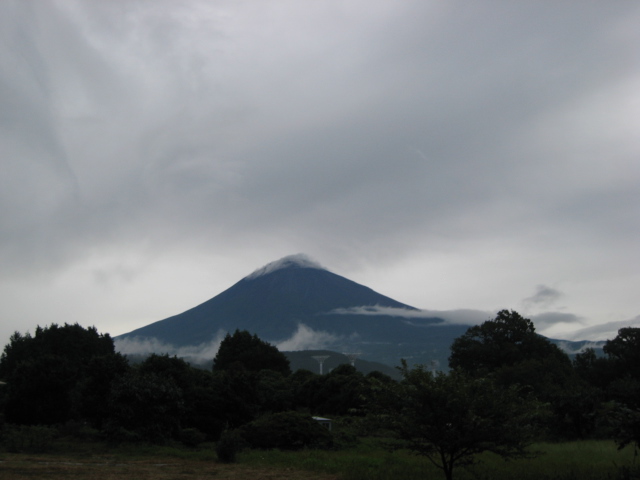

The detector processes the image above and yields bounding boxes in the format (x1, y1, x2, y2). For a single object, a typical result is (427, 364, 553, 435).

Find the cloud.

(114, 330, 226, 363)
(420, 309, 493, 326)
(245, 254, 325, 280)
(523, 285, 563, 310)
(555, 341, 606, 356)
(274, 324, 343, 352)
(530, 311, 590, 340)
(0, 1, 638, 349)
(563, 316, 640, 342)
(531, 312, 582, 329)
(328, 305, 423, 317)
(115, 323, 346, 362)
(328, 305, 491, 326)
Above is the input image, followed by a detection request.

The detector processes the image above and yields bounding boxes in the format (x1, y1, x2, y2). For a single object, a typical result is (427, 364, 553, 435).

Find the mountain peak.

(244, 254, 325, 280)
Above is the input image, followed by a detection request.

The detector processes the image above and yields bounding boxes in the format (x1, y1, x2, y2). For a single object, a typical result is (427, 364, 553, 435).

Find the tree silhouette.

(389, 361, 539, 480)
(213, 330, 290, 376)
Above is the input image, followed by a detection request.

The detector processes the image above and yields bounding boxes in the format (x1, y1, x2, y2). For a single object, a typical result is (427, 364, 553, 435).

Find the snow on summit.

(245, 254, 325, 280)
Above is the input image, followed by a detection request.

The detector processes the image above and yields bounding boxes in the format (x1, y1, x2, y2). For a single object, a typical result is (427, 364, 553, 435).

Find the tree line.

(0, 311, 638, 480)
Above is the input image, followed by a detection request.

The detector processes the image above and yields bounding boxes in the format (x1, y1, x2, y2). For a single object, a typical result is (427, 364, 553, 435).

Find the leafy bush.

(2, 424, 56, 453)
(105, 371, 184, 444)
(101, 424, 144, 444)
(56, 420, 100, 441)
(180, 427, 206, 447)
(240, 411, 333, 451)
(216, 429, 244, 463)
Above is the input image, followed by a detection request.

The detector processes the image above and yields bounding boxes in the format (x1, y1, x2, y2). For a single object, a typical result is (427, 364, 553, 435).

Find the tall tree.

(596, 328, 640, 449)
(105, 369, 184, 443)
(448, 310, 586, 438)
(449, 310, 569, 377)
(138, 354, 226, 437)
(77, 352, 131, 429)
(603, 327, 640, 381)
(0, 323, 121, 425)
(298, 364, 368, 416)
(387, 361, 539, 480)
(213, 330, 290, 376)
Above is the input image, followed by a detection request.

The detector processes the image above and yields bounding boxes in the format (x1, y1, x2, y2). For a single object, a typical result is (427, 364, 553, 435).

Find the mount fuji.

(117, 254, 607, 371)
(116, 254, 472, 368)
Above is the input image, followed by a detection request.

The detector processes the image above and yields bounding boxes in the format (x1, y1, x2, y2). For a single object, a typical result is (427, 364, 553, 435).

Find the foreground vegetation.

(241, 440, 640, 480)
(1, 311, 639, 479)
(0, 438, 637, 480)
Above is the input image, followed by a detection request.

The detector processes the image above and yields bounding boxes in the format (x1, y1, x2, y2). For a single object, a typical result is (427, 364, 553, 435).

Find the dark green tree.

(183, 367, 225, 438)
(138, 354, 195, 391)
(574, 329, 640, 393)
(135, 354, 234, 439)
(213, 330, 291, 376)
(209, 331, 294, 431)
(388, 361, 540, 480)
(449, 310, 569, 376)
(105, 370, 184, 443)
(240, 411, 333, 451)
(210, 369, 261, 429)
(77, 353, 131, 429)
(0, 323, 120, 426)
(610, 402, 640, 451)
(597, 328, 640, 449)
(0, 324, 115, 380)
(305, 364, 367, 416)
(4, 354, 77, 425)
(255, 369, 294, 413)
(448, 310, 590, 438)
(573, 347, 615, 390)
(603, 328, 640, 381)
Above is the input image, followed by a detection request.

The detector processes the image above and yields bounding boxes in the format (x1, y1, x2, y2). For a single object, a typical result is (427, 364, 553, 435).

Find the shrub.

(240, 411, 333, 451)
(56, 420, 100, 441)
(180, 427, 206, 448)
(216, 429, 244, 463)
(2, 424, 56, 453)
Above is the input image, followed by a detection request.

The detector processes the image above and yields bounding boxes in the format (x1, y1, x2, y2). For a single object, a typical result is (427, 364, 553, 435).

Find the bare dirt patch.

(0, 454, 339, 480)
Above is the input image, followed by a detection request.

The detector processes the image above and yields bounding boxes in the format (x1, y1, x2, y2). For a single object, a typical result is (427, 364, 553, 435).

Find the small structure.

(343, 352, 361, 367)
(312, 355, 330, 375)
(312, 416, 332, 431)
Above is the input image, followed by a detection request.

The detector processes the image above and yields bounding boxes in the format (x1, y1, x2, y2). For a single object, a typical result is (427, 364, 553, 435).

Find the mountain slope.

(116, 255, 470, 367)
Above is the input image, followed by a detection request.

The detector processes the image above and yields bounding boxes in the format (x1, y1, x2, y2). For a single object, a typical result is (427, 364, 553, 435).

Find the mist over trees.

(0, 316, 638, 479)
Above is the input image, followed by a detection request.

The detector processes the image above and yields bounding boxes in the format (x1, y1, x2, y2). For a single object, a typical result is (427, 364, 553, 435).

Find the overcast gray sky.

(1, 0, 639, 351)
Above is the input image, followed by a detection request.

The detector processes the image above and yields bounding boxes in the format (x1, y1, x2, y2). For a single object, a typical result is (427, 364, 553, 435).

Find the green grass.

(476, 440, 639, 480)
(239, 439, 639, 480)
(3, 434, 638, 480)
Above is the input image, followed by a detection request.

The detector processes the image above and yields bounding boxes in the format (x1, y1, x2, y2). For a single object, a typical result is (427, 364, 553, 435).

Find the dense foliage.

(0, 323, 122, 426)
(0, 315, 637, 480)
(449, 310, 570, 376)
(213, 329, 291, 376)
(383, 361, 540, 480)
(240, 411, 333, 450)
(574, 327, 640, 450)
(449, 310, 595, 439)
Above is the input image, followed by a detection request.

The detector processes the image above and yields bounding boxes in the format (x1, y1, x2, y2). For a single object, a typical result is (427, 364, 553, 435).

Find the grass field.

(239, 439, 639, 480)
(0, 439, 637, 480)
